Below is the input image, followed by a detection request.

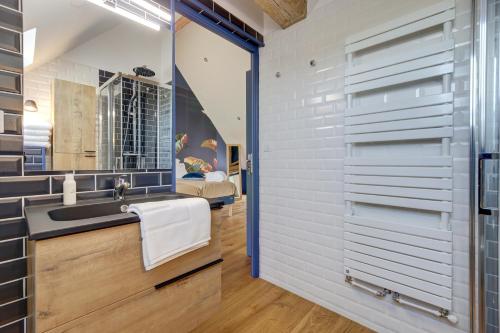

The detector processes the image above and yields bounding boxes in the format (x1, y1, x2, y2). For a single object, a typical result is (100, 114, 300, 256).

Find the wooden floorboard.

(192, 199, 373, 333)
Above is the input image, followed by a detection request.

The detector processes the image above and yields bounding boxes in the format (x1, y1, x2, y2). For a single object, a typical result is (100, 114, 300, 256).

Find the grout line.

(0, 236, 24, 243)
(0, 277, 23, 287)
(0, 316, 24, 330)
(0, 255, 26, 265)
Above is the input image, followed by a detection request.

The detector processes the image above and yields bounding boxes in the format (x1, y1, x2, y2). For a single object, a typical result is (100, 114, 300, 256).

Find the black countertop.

(25, 193, 230, 241)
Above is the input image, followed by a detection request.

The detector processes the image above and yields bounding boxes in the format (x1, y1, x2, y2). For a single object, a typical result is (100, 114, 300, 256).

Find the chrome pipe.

(393, 294, 458, 324)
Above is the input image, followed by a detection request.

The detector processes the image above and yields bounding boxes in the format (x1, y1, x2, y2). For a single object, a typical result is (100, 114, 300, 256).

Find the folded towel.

(24, 135, 49, 142)
(205, 171, 227, 182)
(127, 198, 211, 271)
(24, 141, 51, 148)
(24, 129, 51, 137)
(23, 121, 52, 130)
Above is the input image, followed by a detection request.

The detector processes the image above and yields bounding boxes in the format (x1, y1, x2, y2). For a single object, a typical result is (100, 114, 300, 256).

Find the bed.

(176, 179, 237, 199)
(175, 160, 237, 214)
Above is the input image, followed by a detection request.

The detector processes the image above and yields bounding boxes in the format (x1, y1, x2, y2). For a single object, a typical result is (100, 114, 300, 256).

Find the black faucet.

(114, 175, 130, 201)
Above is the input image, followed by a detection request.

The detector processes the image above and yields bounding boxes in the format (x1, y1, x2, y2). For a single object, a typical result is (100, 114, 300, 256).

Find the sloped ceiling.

(24, 0, 123, 71)
(175, 22, 250, 161)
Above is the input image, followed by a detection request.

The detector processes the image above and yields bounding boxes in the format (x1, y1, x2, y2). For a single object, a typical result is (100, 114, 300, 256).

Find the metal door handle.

(478, 152, 499, 216)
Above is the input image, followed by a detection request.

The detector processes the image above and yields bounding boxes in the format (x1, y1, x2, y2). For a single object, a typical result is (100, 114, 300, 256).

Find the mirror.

(227, 144, 242, 198)
(22, 0, 173, 171)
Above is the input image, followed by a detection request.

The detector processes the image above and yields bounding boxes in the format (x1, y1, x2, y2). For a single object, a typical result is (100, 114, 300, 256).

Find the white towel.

(23, 121, 52, 130)
(24, 129, 51, 137)
(127, 198, 211, 271)
(205, 171, 227, 182)
(24, 141, 51, 148)
(24, 135, 49, 143)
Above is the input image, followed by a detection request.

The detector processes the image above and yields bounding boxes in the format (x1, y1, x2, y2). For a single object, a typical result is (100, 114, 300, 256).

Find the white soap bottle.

(63, 174, 76, 206)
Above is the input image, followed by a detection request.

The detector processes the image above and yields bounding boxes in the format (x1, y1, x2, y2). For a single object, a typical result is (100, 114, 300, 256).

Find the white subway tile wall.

(259, 0, 471, 332)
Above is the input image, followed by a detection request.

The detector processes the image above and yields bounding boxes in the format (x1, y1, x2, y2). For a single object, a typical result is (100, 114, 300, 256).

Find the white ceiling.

(23, 0, 124, 70)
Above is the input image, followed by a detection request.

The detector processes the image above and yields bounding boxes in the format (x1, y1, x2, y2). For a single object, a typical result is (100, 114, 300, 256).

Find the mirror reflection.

(22, 0, 173, 171)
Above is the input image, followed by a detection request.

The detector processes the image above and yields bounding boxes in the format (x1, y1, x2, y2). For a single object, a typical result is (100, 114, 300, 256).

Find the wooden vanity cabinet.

(28, 209, 223, 333)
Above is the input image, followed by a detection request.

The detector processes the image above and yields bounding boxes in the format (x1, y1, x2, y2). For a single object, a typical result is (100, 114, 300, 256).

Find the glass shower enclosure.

(97, 72, 172, 170)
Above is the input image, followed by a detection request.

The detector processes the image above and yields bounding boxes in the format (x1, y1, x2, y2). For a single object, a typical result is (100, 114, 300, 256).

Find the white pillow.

(205, 171, 227, 182)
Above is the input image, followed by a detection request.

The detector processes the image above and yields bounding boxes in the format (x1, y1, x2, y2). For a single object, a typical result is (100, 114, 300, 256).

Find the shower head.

(133, 66, 156, 77)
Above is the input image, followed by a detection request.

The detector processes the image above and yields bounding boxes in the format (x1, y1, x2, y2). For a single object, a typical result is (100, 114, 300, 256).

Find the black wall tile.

(0, 298, 26, 326)
(0, 219, 25, 241)
(0, 26, 20, 53)
(0, 198, 21, 219)
(51, 175, 95, 193)
(0, 49, 22, 73)
(0, 258, 25, 283)
(75, 169, 112, 174)
(24, 170, 66, 176)
(24, 195, 62, 206)
(0, 177, 49, 198)
(3, 113, 21, 134)
(0, 279, 22, 305)
(127, 187, 146, 196)
(161, 172, 172, 186)
(0, 71, 20, 94)
(0, 6, 22, 33)
(96, 174, 131, 190)
(0, 156, 21, 176)
(0, 319, 24, 333)
(76, 190, 113, 200)
(0, 239, 22, 261)
(0, 91, 22, 113)
(0, 0, 20, 11)
(0, 134, 22, 154)
(132, 173, 160, 187)
(148, 186, 172, 194)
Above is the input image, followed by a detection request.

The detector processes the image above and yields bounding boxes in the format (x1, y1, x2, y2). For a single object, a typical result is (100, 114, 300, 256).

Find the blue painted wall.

(175, 67, 227, 173)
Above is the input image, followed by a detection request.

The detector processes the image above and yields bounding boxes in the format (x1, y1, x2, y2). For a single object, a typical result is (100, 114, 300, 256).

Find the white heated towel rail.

(343, 0, 456, 318)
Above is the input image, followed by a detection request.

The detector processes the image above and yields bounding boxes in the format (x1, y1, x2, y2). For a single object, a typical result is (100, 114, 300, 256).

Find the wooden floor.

(192, 199, 373, 333)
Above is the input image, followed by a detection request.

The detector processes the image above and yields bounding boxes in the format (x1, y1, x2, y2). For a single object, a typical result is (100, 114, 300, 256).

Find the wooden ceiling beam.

(175, 16, 192, 32)
(254, 0, 307, 29)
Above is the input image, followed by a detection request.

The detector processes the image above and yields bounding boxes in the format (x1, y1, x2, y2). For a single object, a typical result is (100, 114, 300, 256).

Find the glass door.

(476, 0, 500, 332)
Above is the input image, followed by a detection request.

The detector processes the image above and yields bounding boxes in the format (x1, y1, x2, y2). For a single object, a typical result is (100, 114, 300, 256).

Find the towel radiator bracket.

(345, 275, 389, 298)
(392, 292, 459, 324)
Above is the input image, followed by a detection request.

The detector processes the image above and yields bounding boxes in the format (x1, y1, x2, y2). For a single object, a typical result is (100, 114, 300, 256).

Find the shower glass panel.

(97, 73, 172, 170)
(477, 0, 500, 332)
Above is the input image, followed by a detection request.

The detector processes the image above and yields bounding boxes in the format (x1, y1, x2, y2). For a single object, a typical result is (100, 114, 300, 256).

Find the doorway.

(172, 0, 260, 278)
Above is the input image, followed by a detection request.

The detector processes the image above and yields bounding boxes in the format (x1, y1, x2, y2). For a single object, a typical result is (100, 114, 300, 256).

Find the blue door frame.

(171, 0, 261, 278)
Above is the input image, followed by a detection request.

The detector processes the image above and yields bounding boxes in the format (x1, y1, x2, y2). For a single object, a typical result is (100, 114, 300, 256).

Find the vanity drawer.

(29, 209, 223, 333)
(46, 264, 221, 333)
